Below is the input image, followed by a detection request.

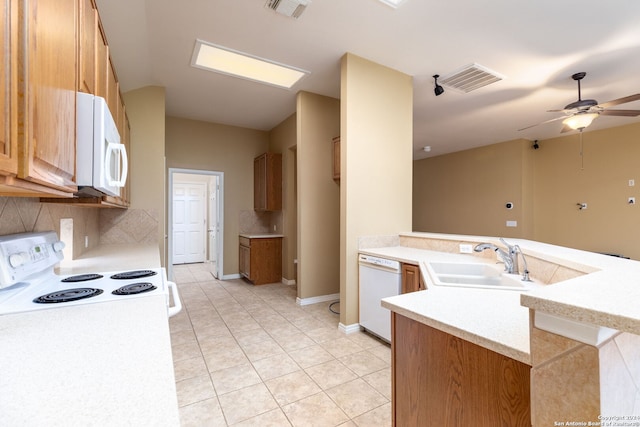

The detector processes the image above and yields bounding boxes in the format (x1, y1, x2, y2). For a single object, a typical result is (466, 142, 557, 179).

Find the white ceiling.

(95, 0, 640, 159)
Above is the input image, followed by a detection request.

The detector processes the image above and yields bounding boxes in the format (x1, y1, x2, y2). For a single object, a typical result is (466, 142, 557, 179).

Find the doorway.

(168, 168, 224, 280)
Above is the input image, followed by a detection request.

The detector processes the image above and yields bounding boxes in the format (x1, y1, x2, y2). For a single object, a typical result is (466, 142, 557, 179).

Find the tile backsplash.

(0, 197, 158, 260)
(0, 197, 99, 259)
(239, 209, 282, 234)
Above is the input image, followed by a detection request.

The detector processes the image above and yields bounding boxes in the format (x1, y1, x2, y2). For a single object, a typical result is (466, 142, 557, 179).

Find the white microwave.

(76, 93, 128, 197)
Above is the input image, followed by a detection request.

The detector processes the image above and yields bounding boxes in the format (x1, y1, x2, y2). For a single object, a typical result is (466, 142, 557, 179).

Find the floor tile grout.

(170, 263, 392, 427)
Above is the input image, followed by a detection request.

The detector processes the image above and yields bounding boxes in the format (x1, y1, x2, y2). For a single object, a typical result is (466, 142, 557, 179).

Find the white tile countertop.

(55, 244, 161, 275)
(365, 232, 640, 365)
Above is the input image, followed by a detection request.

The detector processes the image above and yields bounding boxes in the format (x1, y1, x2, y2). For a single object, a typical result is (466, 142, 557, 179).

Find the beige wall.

(165, 116, 269, 276)
(414, 122, 640, 260)
(340, 53, 413, 327)
(268, 114, 297, 281)
(413, 138, 534, 239)
(533, 122, 640, 258)
(123, 86, 167, 265)
(296, 92, 341, 299)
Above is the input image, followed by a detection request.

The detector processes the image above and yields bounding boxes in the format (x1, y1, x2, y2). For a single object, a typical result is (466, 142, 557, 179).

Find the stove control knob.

(9, 252, 30, 268)
(53, 241, 65, 252)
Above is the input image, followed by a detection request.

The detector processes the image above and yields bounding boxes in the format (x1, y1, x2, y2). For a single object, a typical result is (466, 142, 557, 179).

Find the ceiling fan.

(519, 72, 640, 133)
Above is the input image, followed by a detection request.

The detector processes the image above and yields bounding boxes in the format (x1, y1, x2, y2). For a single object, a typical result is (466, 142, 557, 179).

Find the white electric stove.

(0, 231, 181, 316)
(0, 231, 182, 426)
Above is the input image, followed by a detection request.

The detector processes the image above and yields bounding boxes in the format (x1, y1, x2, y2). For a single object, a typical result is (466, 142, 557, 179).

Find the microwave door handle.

(104, 143, 128, 187)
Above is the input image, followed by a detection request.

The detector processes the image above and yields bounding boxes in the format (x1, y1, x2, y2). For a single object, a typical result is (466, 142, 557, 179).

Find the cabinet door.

(401, 263, 423, 293)
(20, 0, 77, 192)
(79, 0, 97, 94)
(0, 0, 18, 175)
(239, 244, 250, 278)
(254, 154, 267, 210)
(106, 56, 118, 117)
(95, 21, 108, 99)
(254, 153, 282, 211)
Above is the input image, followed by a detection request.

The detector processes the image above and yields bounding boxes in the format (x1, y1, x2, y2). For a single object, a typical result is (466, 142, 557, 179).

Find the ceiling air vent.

(265, 0, 311, 19)
(439, 63, 504, 93)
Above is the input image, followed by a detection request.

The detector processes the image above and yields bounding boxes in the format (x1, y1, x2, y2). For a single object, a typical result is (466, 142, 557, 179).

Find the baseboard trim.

(296, 293, 340, 306)
(339, 322, 362, 335)
(221, 273, 241, 280)
(282, 277, 296, 286)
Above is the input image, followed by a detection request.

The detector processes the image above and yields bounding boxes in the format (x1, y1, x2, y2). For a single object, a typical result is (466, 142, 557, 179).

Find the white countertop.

(56, 244, 161, 275)
(364, 232, 640, 365)
(239, 233, 284, 239)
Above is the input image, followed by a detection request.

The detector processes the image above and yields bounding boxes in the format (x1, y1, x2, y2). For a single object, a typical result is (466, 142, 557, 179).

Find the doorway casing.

(168, 168, 224, 281)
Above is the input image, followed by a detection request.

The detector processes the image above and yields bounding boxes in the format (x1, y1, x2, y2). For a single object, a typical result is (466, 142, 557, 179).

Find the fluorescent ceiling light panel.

(191, 40, 309, 89)
(378, 0, 409, 8)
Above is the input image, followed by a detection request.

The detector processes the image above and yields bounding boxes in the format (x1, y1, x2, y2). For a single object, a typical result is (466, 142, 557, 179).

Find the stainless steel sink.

(425, 261, 531, 290)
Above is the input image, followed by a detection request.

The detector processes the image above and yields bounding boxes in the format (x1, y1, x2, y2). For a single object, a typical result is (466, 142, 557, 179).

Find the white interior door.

(173, 182, 206, 264)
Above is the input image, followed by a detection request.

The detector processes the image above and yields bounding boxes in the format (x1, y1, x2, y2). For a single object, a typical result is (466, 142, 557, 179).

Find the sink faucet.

(474, 238, 533, 282)
(473, 242, 514, 273)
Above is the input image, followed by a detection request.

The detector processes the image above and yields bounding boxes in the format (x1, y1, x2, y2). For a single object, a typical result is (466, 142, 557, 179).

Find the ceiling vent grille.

(439, 63, 504, 93)
(265, 0, 311, 19)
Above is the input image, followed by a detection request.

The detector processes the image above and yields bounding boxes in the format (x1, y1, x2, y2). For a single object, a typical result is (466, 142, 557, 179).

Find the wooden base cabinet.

(392, 313, 531, 427)
(239, 236, 282, 285)
(401, 263, 425, 293)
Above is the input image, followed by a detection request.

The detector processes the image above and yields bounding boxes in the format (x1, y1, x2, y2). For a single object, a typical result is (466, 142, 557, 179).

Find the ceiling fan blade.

(597, 94, 640, 109)
(600, 109, 640, 117)
(518, 115, 567, 131)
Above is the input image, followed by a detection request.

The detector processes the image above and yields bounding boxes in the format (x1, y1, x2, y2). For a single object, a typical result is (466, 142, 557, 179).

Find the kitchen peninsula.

(360, 232, 640, 427)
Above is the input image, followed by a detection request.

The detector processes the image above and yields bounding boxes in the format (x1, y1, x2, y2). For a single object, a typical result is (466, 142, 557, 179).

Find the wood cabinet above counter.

(254, 152, 281, 211)
(1, 0, 131, 205)
(0, 0, 78, 197)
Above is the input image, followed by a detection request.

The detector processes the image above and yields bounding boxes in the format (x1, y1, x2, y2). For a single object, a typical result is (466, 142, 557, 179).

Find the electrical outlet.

(506, 220, 517, 227)
(459, 244, 473, 254)
(630, 179, 635, 187)
(84, 236, 89, 248)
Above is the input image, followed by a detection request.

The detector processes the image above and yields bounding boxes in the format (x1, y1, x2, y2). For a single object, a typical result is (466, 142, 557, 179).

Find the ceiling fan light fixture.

(563, 113, 599, 130)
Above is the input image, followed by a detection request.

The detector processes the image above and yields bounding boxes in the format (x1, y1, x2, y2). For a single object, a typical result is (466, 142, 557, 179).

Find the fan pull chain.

(579, 129, 584, 170)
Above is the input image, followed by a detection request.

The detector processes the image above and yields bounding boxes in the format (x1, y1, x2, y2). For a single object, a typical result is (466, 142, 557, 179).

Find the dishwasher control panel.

(358, 254, 400, 270)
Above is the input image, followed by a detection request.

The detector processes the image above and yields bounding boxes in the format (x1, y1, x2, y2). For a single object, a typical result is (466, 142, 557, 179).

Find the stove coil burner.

(112, 282, 157, 296)
(61, 273, 104, 283)
(110, 270, 157, 280)
(34, 288, 104, 304)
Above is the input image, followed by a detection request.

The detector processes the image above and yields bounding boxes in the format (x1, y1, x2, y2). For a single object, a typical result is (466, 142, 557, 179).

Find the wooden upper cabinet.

(18, 0, 77, 193)
(254, 152, 282, 211)
(106, 55, 119, 118)
(95, 21, 108, 100)
(0, 0, 18, 175)
(79, 0, 97, 94)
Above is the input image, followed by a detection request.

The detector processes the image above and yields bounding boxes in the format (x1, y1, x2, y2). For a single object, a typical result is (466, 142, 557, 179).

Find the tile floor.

(169, 263, 392, 427)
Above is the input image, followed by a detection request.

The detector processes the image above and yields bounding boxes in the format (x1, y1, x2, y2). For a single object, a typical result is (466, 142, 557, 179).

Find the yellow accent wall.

(340, 53, 413, 327)
(413, 122, 640, 260)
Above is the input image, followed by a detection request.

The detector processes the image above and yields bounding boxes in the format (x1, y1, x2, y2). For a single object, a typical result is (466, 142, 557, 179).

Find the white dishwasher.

(358, 254, 402, 343)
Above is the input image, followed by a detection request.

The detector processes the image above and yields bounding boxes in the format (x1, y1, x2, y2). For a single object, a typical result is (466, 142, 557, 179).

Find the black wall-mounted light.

(433, 74, 444, 96)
